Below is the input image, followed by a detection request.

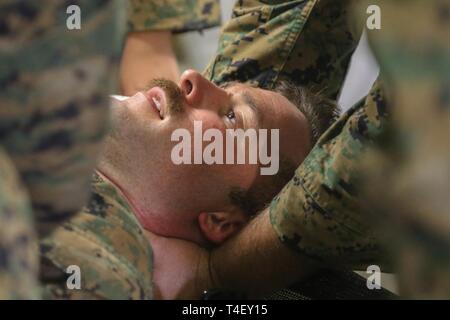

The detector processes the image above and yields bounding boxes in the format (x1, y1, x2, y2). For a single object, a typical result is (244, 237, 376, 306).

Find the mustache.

(146, 78, 184, 116)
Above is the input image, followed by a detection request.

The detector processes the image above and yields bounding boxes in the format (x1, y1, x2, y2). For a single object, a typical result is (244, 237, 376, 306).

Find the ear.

(198, 211, 247, 245)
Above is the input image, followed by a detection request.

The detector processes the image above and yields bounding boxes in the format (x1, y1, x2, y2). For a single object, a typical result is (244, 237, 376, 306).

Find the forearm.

(120, 31, 179, 96)
(209, 208, 318, 298)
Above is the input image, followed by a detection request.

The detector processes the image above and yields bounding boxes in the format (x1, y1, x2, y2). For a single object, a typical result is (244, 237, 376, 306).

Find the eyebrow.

(240, 90, 263, 125)
(222, 82, 263, 125)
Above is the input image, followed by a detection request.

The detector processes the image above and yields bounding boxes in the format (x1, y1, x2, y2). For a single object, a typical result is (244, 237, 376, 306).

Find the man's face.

(107, 70, 309, 228)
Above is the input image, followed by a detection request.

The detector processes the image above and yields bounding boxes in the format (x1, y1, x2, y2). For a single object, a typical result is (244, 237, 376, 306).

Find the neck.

(95, 168, 172, 235)
(95, 167, 205, 244)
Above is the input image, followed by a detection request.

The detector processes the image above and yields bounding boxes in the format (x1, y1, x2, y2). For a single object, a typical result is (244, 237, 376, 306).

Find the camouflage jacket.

(205, 0, 359, 99)
(0, 148, 39, 299)
(270, 81, 391, 270)
(0, 0, 121, 299)
(40, 172, 153, 300)
(354, 0, 450, 297)
(205, 0, 391, 271)
(127, 0, 221, 33)
(0, 0, 121, 237)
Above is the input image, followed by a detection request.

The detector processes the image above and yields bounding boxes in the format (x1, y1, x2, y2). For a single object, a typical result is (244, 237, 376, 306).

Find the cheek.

(185, 110, 228, 154)
(218, 163, 259, 191)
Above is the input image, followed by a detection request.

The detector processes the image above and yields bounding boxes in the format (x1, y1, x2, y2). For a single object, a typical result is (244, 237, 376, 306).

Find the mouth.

(145, 87, 166, 120)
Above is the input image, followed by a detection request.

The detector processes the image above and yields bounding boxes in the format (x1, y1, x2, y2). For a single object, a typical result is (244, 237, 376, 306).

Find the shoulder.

(40, 173, 154, 299)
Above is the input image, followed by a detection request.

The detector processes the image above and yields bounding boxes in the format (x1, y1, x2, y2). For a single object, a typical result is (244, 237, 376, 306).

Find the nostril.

(183, 80, 193, 95)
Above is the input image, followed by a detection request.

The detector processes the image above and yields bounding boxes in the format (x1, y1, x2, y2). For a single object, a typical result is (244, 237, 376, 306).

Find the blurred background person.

(355, 0, 450, 298)
(0, 0, 121, 299)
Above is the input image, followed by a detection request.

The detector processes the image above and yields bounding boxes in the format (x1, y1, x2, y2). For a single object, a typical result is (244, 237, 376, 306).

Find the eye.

(225, 109, 236, 125)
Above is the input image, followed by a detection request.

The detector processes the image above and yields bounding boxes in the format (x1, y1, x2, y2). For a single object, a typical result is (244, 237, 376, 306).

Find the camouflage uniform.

(353, 0, 450, 298)
(205, 0, 359, 98)
(127, 0, 221, 33)
(270, 80, 391, 271)
(205, 0, 391, 270)
(40, 173, 153, 299)
(0, 0, 121, 298)
(0, 148, 39, 299)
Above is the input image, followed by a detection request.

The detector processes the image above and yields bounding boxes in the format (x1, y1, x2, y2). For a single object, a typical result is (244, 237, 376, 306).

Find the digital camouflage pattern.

(270, 80, 392, 270)
(127, 0, 221, 33)
(353, 0, 450, 298)
(40, 172, 153, 300)
(0, 148, 39, 299)
(206, 0, 391, 270)
(3, 0, 447, 300)
(0, 0, 121, 299)
(0, 0, 121, 237)
(205, 0, 359, 100)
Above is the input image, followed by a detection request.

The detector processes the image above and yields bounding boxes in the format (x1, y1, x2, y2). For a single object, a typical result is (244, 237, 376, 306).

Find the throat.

(95, 168, 176, 236)
(95, 168, 205, 245)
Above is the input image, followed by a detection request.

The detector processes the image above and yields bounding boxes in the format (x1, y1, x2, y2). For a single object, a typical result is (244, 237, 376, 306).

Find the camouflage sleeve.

(0, 148, 39, 299)
(270, 80, 393, 271)
(0, 0, 122, 237)
(354, 1, 450, 298)
(204, 0, 360, 99)
(127, 0, 221, 34)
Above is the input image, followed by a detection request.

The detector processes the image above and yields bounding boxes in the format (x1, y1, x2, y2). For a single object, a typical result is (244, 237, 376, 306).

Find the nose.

(179, 69, 229, 112)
